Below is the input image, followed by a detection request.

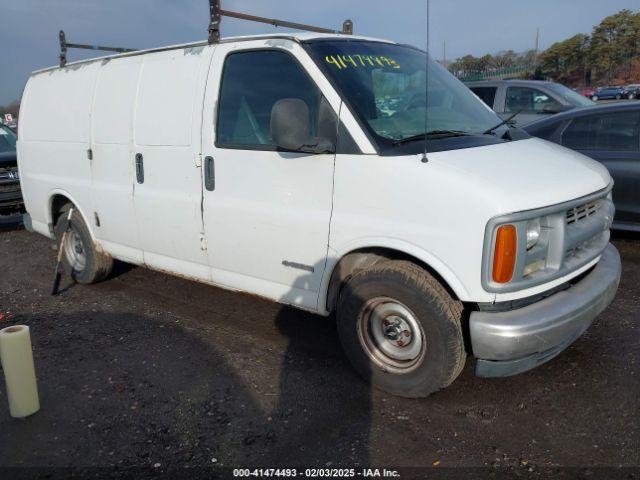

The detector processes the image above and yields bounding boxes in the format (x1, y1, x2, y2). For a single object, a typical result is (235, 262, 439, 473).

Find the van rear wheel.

(54, 206, 113, 284)
(336, 260, 466, 398)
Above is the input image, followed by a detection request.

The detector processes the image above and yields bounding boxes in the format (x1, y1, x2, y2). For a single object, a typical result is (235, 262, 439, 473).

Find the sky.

(0, 0, 637, 104)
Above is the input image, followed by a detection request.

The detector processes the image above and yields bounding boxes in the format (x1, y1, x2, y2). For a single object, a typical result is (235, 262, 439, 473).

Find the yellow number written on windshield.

(325, 54, 401, 70)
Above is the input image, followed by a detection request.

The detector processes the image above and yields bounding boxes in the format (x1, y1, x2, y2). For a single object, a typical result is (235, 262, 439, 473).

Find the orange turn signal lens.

(492, 225, 517, 283)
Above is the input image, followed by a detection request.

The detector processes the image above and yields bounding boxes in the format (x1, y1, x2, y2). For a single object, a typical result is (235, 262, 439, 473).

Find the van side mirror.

(270, 98, 335, 154)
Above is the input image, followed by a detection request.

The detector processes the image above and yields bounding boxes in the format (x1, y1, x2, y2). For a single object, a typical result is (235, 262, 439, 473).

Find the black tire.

(54, 206, 113, 284)
(616, 94, 621, 100)
(336, 260, 466, 398)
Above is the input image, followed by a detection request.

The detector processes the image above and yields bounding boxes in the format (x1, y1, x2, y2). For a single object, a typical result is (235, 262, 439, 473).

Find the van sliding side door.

(131, 46, 214, 281)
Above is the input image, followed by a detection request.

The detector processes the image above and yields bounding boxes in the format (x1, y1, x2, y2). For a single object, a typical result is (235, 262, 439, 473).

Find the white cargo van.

(18, 33, 621, 397)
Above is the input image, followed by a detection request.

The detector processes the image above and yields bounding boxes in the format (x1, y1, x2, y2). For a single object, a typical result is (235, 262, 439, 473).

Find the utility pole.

(534, 27, 540, 64)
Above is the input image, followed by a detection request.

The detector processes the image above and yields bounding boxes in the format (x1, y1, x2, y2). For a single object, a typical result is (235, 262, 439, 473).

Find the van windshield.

(304, 40, 502, 150)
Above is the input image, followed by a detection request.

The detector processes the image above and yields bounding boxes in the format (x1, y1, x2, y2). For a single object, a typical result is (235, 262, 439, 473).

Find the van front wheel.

(336, 260, 466, 398)
(54, 207, 113, 284)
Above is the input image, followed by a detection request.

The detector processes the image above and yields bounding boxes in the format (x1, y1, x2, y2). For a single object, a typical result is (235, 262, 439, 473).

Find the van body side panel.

(132, 47, 211, 281)
(18, 63, 100, 235)
(90, 56, 144, 263)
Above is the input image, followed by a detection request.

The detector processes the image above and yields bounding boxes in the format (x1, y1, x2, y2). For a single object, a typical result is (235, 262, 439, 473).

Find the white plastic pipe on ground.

(0, 325, 40, 418)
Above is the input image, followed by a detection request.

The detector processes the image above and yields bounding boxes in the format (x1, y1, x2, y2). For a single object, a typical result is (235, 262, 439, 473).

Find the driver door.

(200, 41, 341, 310)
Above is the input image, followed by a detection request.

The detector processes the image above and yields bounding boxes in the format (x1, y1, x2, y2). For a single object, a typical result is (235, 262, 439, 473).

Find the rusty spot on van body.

(65, 63, 86, 72)
(184, 46, 205, 56)
(265, 39, 295, 50)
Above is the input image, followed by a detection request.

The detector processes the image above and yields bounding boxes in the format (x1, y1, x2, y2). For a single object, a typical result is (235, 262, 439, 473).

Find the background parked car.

(623, 85, 640, 100)
(0, 124, 23, 225)
(582, 86, 598, 98)
(592, 86, 625, 101)
(524, 102, 640, 231)
(466, 79, 594, 126)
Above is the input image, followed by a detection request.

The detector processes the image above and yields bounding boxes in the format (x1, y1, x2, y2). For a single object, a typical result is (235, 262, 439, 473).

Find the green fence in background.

(455, 64, 537, 82)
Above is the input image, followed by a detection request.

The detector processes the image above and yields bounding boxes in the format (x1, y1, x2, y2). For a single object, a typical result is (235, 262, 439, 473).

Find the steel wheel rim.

(357, 297, 426, 374)
(63, 228, 86, 272)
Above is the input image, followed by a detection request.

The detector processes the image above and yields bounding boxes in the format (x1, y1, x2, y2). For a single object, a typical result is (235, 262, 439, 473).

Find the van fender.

(46, 188, 97, 242)
(318, 237, 471, 316)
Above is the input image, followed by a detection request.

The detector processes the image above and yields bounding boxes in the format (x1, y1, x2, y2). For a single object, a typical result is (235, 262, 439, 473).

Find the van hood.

(428, 137, 611, 214)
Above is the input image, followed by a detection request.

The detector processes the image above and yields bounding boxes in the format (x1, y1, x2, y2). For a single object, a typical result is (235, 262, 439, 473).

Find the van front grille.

(0, 182, 20, 193)
(566, 201, 600, 225)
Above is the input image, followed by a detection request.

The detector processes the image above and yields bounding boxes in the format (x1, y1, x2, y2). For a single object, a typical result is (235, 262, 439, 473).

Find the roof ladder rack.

(58, 30, 136, 67)
(57, 2, 353, 66)
(208, 0, 353, 44)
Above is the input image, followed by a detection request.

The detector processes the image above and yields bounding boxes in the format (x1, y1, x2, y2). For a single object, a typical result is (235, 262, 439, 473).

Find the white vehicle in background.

(17, 32, 620, 397)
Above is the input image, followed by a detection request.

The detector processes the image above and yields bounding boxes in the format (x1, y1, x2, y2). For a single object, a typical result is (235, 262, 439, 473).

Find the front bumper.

(471, 243, 621, 377)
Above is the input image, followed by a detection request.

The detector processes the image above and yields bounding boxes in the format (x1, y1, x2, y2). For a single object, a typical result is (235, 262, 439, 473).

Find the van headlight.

(526, 218, 541, 250)
(485, 214, 552, 289)
(483, 186, 613, 293)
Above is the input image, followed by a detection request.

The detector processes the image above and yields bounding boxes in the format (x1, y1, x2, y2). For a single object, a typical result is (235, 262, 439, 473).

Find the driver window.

(216, 50, 324, 150)
(505, 87, 561, 113)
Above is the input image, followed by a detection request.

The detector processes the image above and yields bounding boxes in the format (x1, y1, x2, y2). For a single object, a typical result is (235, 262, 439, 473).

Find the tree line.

(448, 9, 640, 87)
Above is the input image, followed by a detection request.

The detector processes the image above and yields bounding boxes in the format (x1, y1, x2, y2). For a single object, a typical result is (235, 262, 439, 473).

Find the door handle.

(135, 153, 144, 184)
(204, 156, 215, 191)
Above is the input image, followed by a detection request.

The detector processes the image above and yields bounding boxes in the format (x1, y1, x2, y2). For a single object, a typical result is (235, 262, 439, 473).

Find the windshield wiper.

(483, 110, 522, 135)
(393, 130, 473, 145)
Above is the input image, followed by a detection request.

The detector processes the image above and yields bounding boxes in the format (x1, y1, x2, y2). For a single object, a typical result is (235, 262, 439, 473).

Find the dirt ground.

(0, 227, 638, 477)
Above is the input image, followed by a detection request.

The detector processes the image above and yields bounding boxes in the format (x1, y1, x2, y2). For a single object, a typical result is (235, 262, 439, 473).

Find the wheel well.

(50, 194, 73, 232)
(325, 247, 460, 314)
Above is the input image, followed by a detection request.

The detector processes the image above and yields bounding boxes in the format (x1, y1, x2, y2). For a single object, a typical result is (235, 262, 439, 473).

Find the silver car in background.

(466, 79, 595, 126)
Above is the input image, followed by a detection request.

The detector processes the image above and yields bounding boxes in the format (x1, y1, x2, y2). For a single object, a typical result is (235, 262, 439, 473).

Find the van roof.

(32, 32, 396, 75)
